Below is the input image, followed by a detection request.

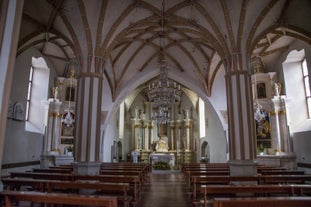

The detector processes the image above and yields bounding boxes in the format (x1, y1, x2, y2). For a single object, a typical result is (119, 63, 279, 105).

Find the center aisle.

(138, 171, 192, 207)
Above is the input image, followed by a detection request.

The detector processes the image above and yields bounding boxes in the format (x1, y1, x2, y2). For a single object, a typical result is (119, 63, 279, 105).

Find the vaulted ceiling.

(18, 0, 311, 101)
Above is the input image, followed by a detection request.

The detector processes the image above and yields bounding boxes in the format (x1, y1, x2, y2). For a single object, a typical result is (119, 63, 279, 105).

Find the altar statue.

(155, 135, 169, 152)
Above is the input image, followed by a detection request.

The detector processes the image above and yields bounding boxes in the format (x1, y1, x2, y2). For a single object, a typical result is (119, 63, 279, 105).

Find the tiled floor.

(138, 170, 193, 207)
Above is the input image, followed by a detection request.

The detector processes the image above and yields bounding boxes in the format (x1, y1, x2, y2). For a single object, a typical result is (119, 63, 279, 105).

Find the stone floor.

(138, 170, 193, 207)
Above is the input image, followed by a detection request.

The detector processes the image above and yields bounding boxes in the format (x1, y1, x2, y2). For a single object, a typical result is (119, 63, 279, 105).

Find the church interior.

(1, 0, 311, 206)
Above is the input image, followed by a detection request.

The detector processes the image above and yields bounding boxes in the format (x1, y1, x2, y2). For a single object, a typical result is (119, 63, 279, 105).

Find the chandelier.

(147, 61, 181, 105)
(61, 68, 75, 126)
(152, 105, 170, 124)
(147, 61, 182, 124)
(146, 0, 181, 124)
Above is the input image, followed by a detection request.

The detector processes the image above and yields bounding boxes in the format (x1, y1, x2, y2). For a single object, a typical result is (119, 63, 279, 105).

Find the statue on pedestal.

(155, 135, 169, 152)
(274, 82, 281, 96)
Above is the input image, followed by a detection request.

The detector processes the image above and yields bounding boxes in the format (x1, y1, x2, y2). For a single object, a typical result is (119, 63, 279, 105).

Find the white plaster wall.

(275, 41, 311, 169)
(208, 67, 227, 129)
(200, 101, 228, 163)
(3, 48, 56, 165)
(293, 128, 311, 171)
(203, 66, 228, 163)
(102, 122, 116, 162)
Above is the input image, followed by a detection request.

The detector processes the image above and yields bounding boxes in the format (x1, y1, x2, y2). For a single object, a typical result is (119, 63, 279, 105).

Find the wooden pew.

(9, 171, 141, 205)
(199, 184, 311, 207)
(49, 162, 150, 182)
(260, 175, 311, 184)
(190, 176, 259, 201)
(189, 174, 311, 201)
(100, 169, 145, 183)
(260, 170, 305, 175)
(2, 178, 132, 207)
(76, 174, 141, 204)
(213, 196, 311, 207)
(32, 168, 72, 174)
(10, 171, 74, 180)
(185, 171, 230, 187)
(101, 163, 151, 175)
(0, 190, 118, 207)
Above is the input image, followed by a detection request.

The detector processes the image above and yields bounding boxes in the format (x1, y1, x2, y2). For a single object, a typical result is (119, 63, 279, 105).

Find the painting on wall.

(256, 110, 271, 149)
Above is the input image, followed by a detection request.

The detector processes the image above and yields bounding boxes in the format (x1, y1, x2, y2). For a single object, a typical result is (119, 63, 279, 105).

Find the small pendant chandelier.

(62, 68, 75, 126)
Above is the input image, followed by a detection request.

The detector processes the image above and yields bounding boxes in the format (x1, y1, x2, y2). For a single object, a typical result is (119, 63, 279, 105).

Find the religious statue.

(52, 86, 59, 100)
(273, 82, 281, 96)
(155, 135, 169, 152)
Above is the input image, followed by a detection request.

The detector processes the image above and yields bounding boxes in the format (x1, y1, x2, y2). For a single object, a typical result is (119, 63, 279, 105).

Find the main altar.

(130, 105, 194, 168)
(149, 135, 175, 166)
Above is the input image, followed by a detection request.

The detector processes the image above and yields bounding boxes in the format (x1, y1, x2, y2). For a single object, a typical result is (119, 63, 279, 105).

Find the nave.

(138, 171, 192, 207)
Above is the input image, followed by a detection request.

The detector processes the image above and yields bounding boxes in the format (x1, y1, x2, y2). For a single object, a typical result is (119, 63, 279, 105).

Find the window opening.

(302, 58, 311, 118)
(25, 66, 34, 120)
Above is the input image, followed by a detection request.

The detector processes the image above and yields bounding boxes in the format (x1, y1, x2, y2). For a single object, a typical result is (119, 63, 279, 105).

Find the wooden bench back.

(1, 190, 118, 207)
(213, 196, 311, 207)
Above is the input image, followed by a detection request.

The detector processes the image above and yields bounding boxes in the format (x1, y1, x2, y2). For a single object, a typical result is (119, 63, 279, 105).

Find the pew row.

(9, 171, 141, 205)
(213, 196, 311, 207)
(195, 184, 311, 207)
(2, 178, 132, 207)
(0, 190, 118, 207)
(189, 175, 311, 201)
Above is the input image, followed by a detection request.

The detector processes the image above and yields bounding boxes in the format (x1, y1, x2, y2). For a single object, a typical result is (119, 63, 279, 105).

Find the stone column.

(142, 121, 147, 150)
(47, 100, 62, 153)
(272, 97, 291, 153)
(225, 54, 257, 176)
(278, 98, 291, 153)
(132, 119, 141, 151)
(169, 122, 175, 150)
(40, 93, 61, 168)
(72, 57, 104, 175)
(269, 107, 281, 153)
(176, 120, 183, 150)
(184, 120, 191, 151)
(148, 121, 154, 150)
(41, 100, 50, 154)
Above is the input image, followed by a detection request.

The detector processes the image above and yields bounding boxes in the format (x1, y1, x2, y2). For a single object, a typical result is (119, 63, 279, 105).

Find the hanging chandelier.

(147, 61, 181, 105)
(152, 105, 170, 124)
(146, 0, 182, 124)
(147, 61, 181, 124)
(61, 68, 75, 126)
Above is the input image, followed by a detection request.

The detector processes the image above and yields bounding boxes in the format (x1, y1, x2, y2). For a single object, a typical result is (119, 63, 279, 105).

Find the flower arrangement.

(257, 143, 265, 155)
(67, 146, 73, 152)
(153, 161, 170, 170)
